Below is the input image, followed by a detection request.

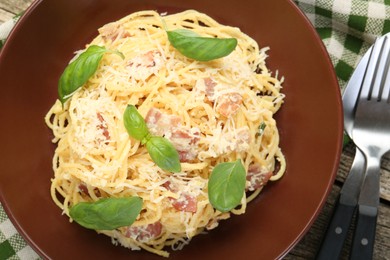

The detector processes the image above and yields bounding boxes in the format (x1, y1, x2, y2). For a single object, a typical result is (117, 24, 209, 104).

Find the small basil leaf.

(167, 29, 237, 61)
(69, 197, 143, 230)
(208, 159, 246, 212)
(58, 45, 124, 104)
(123, 105, 150, 141)
(258, 122, 267, 136)
(146, 136, 181, 173)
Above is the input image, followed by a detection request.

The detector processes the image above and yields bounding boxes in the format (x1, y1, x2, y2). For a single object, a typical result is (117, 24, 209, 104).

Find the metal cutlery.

(316, 45, 369, 260)
(317, 32, 390, 260)
(349, 34, 390, 260)
(316, 42, 373, 260)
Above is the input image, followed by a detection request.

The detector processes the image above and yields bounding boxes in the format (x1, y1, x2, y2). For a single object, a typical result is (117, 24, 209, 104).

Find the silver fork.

(350, 35, 390, 260)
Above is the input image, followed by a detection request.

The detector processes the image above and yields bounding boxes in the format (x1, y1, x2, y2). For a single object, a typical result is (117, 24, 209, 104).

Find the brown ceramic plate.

(0, 0, 343, 259)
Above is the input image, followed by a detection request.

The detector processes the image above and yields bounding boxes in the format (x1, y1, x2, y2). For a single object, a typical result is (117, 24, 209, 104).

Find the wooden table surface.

(1, 0, 389, 259)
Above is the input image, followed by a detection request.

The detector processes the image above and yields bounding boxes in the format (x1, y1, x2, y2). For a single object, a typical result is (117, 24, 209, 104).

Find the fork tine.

(359, 36, 388, 101)
(378, 37, 390, 102)
(386, 78, 390, 103)
(375, 35, 390, 102)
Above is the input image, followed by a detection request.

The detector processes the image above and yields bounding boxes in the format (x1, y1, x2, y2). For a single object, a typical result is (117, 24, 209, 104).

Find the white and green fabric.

(0, 204, 39, 259)
(0, 14, 21, 49)
(295, 0, 390, 90)
(0, 0, 389, 259)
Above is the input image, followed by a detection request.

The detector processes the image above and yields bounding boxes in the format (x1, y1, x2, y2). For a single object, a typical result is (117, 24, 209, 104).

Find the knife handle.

(316, 198, 356, 260)
(350, 205, 377, 260)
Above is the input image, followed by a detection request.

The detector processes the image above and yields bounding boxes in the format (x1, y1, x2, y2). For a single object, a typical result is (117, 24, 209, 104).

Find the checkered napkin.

(0, 205, 39, 259)
(0, 14, 21, 49)
(0, 1, 389, 259)
(295, 0, 390, 90)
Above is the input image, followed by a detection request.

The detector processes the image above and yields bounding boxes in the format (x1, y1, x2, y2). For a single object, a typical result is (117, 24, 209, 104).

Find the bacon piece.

(171, 194, 197, 213)
(216, 92, 243, 117)
(170, 128, 200, 146)
(203, 77, 242, 117)
(170, 128, 200, 162)
(246, 164, 273, 191)
(144, 50, 159, 68)
(145, 107, 163, 125)
(162, 181, 198, 213)
(125, 222, 163, 242)
(204, 77, 217, 100)
(178, 151, 195, 162)
(161, 180, 173, 190)
(78, 183, 89, 194)
(78, 183, 101, 197)
(128, 50, 161, 68)
(145, 108, 180, 136)
(127, 50, 163, 81)
(99, 23, 131, 42)
(145, 108, 200, 162)
(96, 112, 110, 140)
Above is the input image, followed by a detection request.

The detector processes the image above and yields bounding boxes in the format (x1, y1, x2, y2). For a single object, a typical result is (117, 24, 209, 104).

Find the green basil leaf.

(146, 136, 181, 173)
(208, 159, 246, 212)
(69, 196, 143, 230)
(171, 29, 200, 38)
(122, 106, 181, 172)
(58, 45, 124, 104)
(258, 122, 267, 136)
(123, 105, 150, 142)
(167, 29, 237, 61)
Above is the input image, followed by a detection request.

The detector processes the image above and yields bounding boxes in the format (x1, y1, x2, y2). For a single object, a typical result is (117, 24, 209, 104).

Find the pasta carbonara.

(45, 10, 286, 257)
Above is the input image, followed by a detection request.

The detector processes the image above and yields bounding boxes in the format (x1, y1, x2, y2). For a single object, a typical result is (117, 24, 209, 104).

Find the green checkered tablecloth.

(0, 0, 389, 259)
(295, 0, 390, 91)
(0, 205, 39, 260)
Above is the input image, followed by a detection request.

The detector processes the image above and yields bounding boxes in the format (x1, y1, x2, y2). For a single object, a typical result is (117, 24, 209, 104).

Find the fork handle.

(316, 198, 356, 260)
(350, 205, 378, 260)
